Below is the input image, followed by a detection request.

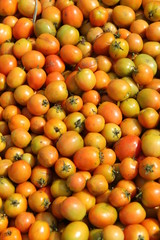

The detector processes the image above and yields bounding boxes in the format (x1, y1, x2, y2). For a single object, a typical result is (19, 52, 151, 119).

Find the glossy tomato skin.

(114, 135, 142, 161)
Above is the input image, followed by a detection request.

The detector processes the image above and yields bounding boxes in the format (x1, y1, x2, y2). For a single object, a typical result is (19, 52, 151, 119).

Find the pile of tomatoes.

(0, 0, 160, 239)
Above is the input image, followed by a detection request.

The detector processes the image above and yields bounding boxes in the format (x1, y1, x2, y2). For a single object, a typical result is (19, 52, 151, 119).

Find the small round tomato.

(0, 24, 12, 45)
(16, 181, 36, 198)
(60, 196, 86, 221)
(50, 179, 72, 198)
(44, 81, 68, 104)
(34, 18, 56, 37)
(27, 93, 50, 116)
(119, 157, 139, 180)
(31, 135, 52, 155)
(62, 5, 83, 28)
(101, 123, 121, 144)
(30, 165, 52, 188)
(89, 6, 108, 27)
(8, 160, 31, 184)
(57, 24, 80, 46)
(124, 224, 149, 240)
(86, 174, 108, 197)
(88, 202, 117, 228)
(56, 130, 84, 157)
(102, 225, 124, 240)
(0, 227, 22, 240)
(114, 135, 142, 161)
(73, 189, 96, 212)
(119, 201, 146, 225)
(44, 54, 65, 74)
(41, 5, 61, 28)
(28, 220, 50, 240)
(0, 54, 17, 76)
(15, 212, 35, 234)
(4, 193, 27, 218)
(61, 221, 89, 240)
(66, 172, 86, 193)
(44, 118, 67, 141)
(73, 146, 101, 171)
(60, 44, 83, 65)
(21, 50, 45, 71)
(28, 190, 51, 213)
(54, 157, 76, 179)
(112, 5, 135, 28)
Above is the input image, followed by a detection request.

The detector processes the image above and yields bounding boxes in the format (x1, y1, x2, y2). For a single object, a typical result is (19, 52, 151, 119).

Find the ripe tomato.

(54, 157, 76, 179)
(62, 5, 83, 28)
(31, 135, 52, 155)
(21, 50, 45, 71)
(60, 44, 83, 65)
(140, 181, 160, 208)
(44, 81, 68, 103)
(124, 224, 149, 240)
(0, 54, 17, 76)
(57, 24, 80, 46)
(15, 181, 36, 198)
(35, 33, 60, 56)
(28, 220, 50, 240)
(88, 203, 117, 228)
(8, 160, 31, 184)
(50, 178, 72, 198)
(112, 5, 135, 28)
(97, 101, 122, 125)
(89, 6, 108, 27)
(56, 130, 84, 157)
(61, 221, 89, 240)
(109, 39, 129, 60)
(73, 146, 101, 171)
(66, 172, 86, 193)
(76, 0, 99, 18)
(119, 201, 146, 225)
(86, 174, 108, 196)
(0, 24, 12, 45)
(60, 196, 86, 221)
(44, 118, 67, 141)
(15, 212, 35, 234)
(4, 193, 27, 218)
(114, 135, 142, 161)
(30, 165, 52, 188)
(27, 93, 50, 116)
(28, 190, 51, 212)
(41, 6, 61, 28)
(0, 227, 22, 240)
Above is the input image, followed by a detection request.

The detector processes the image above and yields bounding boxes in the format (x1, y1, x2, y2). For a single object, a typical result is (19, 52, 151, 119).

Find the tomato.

(44, 54, 65, 74)
(119, 98, 140, 118)
(113, 58, 135, 77)
(0, 54, 17, 76)
(0, 227, 22, 240)
(44, 118, 67, 141)
(109, 38, 129, 60)
(0, 0, 17, 16)
(93, 164, 115, 183)
(8, 160, 31, 184)
(136, 88, 160, 110)
(77, 0, 99, 18)
(138, 107, 159, 129)
(51, 196, 67, 220)
(62, 5, 83, 28)
(112, 5, 135, 28)
(89, 229, 103, 240)
(123, 224, 149, 240)
(134, 53, 157, 76)
(34, 18, 56, 38)
(44, 81, 68, 104)
(0, 177, 15, 200)
(50, 179, 72, 198)
(75, 68, 96, 91)
(54, 157, 76, 179)
(76, 38, 92, 58)
(89, 6, 108, 27)
(27, 93, 50, 116)
(120, 0, 142, 11)
(102, 225, 124, 240)
(73, 146, 101, 171)
(82, 90, 101, 106)
(0, 159, 12, 177)
(142, 41, 160, 58)
(98, 101, 122, 125)
(114, 135, 142, 161)
(12, 17, 34, 40)
(86, 27, 103, 45)
(119, 201, 146, 225)
(86, 174, 108, 196)
(21, 50, 45, 71)
(16, 181, 36, 198)
(140, 181, 160, 208)
(13, 85, 34, 107)
(141, 218, 160, 240)
(141, 133, 160, 157)
(31, 135, 52, 155)
(35, 212, 57, 232)
(56, 130, 84, 157)
(28, 190, 50, 212)
(119, 157, 139, 180)
(4, 193, 27, 218)
(88, 202, 117, 228)
(57, 24, 80, 46)
(93, 32, 115, 56)
(30, 165, 52, 188)
(66, 172, 86, 193)
(0, 24, 12, 46)
(60, 44, 83, 65)
(8, 114, 30, 132)
(61, 221, 89, 240)
(37, 145, 58, 168)
(28, 220, 50, 240)
(144, 1, 160, 22)
(100, 148, 116, 166)
(60, 196, 86, 221)
(41, 6, 61, 28)
(15, 212, 35, 234)
(116, 179, 137, 199)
